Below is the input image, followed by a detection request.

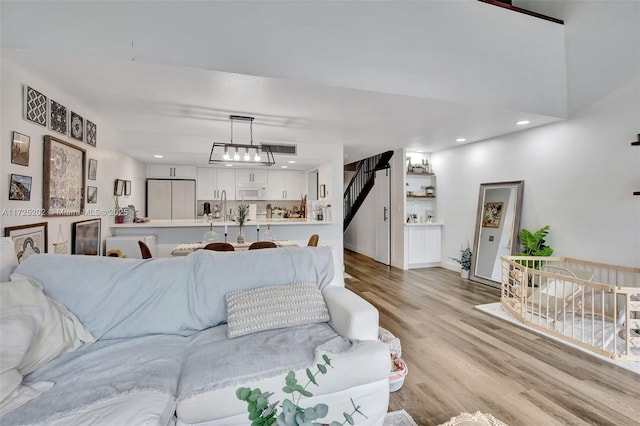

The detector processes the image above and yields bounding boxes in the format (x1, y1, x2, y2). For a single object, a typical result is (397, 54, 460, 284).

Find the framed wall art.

(124, 180, 131, 196)
(43, 135, 86, 216)
(114, 179, 124, 196)
(70, 111, 84, 142)
(23, 85, 47, 127)
(87, 186, 97, 203)
(9, 174, 32, 201)
(4, 222, 48, 263)
(11, 131, 30, 166)
(482, 202, 504, 228)
(49, 99, 68, 135)
(86, 120, 97, 147)
(88, 158, 97, 180)
(72, 218, 101, 256)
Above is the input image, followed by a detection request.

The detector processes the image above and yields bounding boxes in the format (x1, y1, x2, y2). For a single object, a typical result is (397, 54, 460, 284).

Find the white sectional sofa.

(0, 245, 390, 425)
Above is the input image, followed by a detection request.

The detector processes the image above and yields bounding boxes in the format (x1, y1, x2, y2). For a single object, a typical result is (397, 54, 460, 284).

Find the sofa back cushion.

(15, 247, 334, 340)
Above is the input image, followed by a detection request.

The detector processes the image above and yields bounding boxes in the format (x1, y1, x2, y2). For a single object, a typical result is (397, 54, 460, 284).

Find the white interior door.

(374, 169, 391, 265)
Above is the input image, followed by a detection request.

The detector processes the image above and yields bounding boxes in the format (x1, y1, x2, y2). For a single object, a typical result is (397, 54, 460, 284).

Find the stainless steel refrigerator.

(146, 179, 196, 220)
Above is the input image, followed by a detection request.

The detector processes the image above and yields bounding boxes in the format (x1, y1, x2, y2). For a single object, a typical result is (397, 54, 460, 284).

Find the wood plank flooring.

(343, 250, 640, 426)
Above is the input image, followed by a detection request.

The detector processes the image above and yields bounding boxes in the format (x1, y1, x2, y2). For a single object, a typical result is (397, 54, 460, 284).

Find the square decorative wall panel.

(24, 85, 47, 127)
(50, 99, 68, 135)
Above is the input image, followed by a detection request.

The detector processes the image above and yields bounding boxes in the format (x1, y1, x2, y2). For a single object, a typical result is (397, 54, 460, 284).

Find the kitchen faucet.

(220, 190, 227, 221)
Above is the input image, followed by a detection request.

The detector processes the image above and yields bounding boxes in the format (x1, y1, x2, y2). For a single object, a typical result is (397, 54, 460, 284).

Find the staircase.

(343, 150, 394, 231)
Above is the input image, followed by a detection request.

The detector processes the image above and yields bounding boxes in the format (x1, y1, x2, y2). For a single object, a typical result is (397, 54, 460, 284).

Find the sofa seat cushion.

(0, 334, 186, 426)
(176, 324, 390, 424)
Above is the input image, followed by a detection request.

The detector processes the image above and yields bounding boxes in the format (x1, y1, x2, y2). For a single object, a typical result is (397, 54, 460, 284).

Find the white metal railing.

(501, 256, 640, 361)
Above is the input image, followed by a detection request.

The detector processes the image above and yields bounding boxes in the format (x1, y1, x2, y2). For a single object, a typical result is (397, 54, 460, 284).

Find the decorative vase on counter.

(461, 269, 470, 279)
(237, 227, 245, 244)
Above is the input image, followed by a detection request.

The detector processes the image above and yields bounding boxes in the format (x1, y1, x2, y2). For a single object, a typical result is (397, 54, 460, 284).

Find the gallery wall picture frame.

(482, 202, 504, 228)
(114, 179, 124, 196)
(70, 111, 84, 142)
(319, 184, 326, 198)
(11, 131, 30, 166)
(44, 135, 86, 216)
(86, 120, 97, 147)
(87, 186, 97, 204)
(9, 174, 32, 201)
(72, 218, 101, 256)
(49, 99, 68, 135)
(4, 221, 48, 263)
(23, 85, 47, 127)
(124, 180, 131, 196)
(88, 158, 97, 180)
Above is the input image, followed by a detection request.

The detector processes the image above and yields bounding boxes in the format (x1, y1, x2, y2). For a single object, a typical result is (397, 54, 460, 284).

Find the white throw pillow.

(0, 274, 95, 375)
(0, 306, 54, 416)
(225, 282, 330, 338)
(0, 306, 43, 402)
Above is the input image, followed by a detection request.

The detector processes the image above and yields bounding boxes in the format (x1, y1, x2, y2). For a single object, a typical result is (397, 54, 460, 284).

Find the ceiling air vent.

(261, 143, 297, 156)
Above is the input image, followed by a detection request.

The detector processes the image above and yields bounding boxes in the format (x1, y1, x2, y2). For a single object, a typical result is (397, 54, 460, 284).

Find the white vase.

(461, 269, 470, 279)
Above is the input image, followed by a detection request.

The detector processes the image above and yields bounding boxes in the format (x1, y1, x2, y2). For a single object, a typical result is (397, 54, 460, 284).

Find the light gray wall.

(1, 57, 147, 255)
(435, 77, 640, 270)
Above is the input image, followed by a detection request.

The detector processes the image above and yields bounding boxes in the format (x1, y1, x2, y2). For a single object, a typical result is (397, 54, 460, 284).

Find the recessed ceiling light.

(225, 164, 233, 167)
(288, 160, 296, 164)
(281, 165, 288, 169)
(154, 154, 164, 158)
(415, 149, 424, 153)
(456, 138, 466, 143)
(516, 120, 531, 125)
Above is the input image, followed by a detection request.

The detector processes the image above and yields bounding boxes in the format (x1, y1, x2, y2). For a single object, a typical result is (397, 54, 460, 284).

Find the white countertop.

(110, 219, 333, 228)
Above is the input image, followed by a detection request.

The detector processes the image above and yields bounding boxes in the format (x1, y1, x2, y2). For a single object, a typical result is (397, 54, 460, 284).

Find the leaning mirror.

(470, 180, 524, 289)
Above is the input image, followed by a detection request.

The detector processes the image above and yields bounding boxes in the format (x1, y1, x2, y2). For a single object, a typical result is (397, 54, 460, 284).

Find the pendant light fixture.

(209, 115, 275, 166)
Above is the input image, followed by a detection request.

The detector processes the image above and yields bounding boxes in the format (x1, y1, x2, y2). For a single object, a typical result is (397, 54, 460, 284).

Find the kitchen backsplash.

(197, 200, 300, 218)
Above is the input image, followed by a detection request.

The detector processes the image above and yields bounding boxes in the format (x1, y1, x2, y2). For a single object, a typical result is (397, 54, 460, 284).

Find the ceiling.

(1, 1, 573, 169)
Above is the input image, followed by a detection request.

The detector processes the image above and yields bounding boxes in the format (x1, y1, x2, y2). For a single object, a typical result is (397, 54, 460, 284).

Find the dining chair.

(203, 242, 235, 252)
(138, 241, 153, 259)
(307, 234, 319, 247)
(248, 241, 277, 250)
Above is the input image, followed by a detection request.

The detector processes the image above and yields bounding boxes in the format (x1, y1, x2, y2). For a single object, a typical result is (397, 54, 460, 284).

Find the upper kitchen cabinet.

(148, 164, 197, 179)
(266, 170, 303, 200)
(197, 168, 236, 200)
(235, 169, 267, 184)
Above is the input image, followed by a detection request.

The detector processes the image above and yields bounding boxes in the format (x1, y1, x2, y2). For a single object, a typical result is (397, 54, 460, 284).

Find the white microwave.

(236, 184, 267, 200)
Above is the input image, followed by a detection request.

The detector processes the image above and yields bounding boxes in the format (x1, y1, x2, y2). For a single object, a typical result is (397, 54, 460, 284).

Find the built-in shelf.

(407, 172, 435, 176)
(407, 195, 436, 199)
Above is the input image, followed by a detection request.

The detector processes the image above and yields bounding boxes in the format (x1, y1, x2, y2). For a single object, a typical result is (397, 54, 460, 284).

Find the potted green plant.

(516, 225, 553, 269)
(234, 203, 250, 243)
(450, 243, 472, 279)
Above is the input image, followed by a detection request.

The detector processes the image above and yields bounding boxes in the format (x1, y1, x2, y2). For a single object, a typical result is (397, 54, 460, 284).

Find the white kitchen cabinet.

(235, 169, 267, 184)
(266, 170, 302, 200)
(197, 168, 236, 200)
(405, 224, 441, 268)
(148, 164, 196, 179)
(147, 179, 196, 220)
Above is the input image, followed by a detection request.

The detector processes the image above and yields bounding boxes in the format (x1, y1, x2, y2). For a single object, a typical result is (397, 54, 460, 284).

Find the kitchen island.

(110, 218, 336, 258)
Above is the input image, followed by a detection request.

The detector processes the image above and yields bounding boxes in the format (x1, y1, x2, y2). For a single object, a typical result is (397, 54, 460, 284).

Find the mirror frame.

(470, 180, 524, 289)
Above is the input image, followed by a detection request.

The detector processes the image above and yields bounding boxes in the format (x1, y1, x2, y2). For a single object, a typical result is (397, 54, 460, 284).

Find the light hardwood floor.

(343, 250, 640, 426)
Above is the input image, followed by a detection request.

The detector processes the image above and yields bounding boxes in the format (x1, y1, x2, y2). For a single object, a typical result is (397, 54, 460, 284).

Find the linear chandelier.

(209, 115, 275, 166)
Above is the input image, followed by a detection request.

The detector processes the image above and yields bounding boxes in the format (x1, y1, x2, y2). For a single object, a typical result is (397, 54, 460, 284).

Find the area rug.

(384, 410, 418, 426)
(439, 411, 508, 426)
(475, 302, 640, 375)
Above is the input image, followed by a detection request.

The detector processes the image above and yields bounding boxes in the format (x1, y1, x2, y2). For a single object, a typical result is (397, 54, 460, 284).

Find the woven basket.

(389, 358, 408, 392)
